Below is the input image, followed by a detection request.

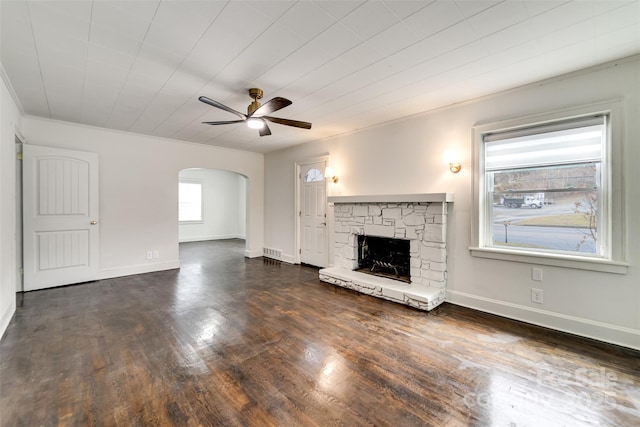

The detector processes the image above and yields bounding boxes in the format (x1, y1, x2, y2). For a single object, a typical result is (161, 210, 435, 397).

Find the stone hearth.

(319, 193, 453, 311)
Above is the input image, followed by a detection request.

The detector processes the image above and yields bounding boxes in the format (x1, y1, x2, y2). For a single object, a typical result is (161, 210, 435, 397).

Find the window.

(486, 116, 605, 256)
(179, 181, 202, 222)
(304, 168, 324, 182)
(471, 101, 627, 274)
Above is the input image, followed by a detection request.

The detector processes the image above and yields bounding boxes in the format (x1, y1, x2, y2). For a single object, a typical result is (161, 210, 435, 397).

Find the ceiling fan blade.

(259, 122, 272, 137)
(199, 96, 247, 120)
(252, 97, 292, 117)
(202, 120, 245, 125)
(264, 116, 312, 129)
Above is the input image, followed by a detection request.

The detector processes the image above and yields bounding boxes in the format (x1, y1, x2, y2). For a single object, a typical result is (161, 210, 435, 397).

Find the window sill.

(179, 220, 204, 225)
(469, 247, 628, 274)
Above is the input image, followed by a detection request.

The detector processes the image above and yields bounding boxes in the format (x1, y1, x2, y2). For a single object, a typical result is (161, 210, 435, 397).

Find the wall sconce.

(444, 149, 462, 173)
(449, 162, 462, 173)
(325, 166, 339, 183)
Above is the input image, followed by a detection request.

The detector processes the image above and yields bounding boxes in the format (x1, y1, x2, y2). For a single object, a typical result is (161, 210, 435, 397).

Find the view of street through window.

(491, 193, 597, 254)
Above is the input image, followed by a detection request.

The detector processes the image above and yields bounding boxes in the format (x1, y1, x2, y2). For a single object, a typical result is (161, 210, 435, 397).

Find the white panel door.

(300, 161, 328, 267)
(23, 145, 99, 291)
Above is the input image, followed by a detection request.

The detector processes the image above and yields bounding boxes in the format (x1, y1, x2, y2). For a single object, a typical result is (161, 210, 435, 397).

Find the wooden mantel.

(328, 193, 454, 204)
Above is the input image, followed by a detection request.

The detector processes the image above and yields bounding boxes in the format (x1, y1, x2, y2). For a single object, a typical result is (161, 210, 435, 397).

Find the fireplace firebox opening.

(356, 235, 410, 283)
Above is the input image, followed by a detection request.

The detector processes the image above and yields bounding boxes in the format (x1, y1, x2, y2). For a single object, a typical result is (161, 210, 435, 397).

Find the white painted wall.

(178, 168, 247, 242)
(20, 117, 264, 281)
(0, 71, 22, 337)
(264, 57, 640, 350)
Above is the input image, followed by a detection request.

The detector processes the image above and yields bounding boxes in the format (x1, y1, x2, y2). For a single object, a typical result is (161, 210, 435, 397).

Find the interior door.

(23, 144, 99, 291)
(300, 161, 328, 267)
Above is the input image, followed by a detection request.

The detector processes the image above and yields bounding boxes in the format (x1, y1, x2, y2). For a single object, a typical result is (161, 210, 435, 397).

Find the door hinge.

(19, 267, 23, 275)
(299, 249, 301, 254)
(299, 211, 301, 216)
(16, 153, 23, 160)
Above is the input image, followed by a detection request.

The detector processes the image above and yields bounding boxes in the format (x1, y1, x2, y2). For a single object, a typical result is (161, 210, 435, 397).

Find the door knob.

(321, 222, 326, 226)
(90, 221, 98, 225)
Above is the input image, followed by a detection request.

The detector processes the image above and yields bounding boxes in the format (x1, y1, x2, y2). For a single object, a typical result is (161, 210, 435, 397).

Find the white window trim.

(179, 179, 204, 224)
(470, 99, 628, 274)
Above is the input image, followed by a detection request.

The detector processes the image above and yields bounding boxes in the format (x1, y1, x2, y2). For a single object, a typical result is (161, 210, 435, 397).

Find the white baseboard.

(99, 260, 180, 280)
(244, 249, 263, 258)
(281, 253, 296, 264)
(179, 234, 245, 243)
(446, 290, 640, 351)
(0, 299, 16, 340)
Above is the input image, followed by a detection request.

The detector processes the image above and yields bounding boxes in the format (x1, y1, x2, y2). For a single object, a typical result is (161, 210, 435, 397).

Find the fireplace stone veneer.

(319, 193, 453, 311)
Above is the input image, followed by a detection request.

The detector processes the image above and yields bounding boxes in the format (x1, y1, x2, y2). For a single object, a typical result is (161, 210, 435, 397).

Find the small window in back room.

(179, 181, 202, 222)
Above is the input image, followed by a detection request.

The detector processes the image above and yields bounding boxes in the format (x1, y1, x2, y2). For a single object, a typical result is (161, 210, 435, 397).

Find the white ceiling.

(1, 1, 638, 153)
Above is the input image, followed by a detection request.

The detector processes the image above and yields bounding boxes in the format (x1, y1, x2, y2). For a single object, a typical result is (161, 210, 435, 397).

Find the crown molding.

(0, 62, 25, 116)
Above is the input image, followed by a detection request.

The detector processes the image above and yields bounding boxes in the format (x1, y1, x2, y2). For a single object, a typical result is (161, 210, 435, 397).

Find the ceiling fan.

(199, 88, 312, 137)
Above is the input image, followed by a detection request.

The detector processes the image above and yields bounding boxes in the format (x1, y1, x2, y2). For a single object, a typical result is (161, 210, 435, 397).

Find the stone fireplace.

(319, 193, 453, 311)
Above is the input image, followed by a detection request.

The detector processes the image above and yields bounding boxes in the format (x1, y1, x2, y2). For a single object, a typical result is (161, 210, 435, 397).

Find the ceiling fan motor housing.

(247, 88, 263, 115)
(248, 100, 261, 115)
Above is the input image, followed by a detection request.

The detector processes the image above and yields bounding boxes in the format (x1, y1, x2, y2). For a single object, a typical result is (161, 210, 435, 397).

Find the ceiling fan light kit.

(246, 118, 265, 129)
(199, 88, 312, 137)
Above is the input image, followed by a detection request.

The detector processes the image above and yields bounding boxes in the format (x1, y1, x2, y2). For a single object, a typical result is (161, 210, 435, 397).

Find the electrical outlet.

(146, 251, 153, 260)
(531, 288, 544, 304)
(532, 267, 543, 281)
(153, 250, 159, 259)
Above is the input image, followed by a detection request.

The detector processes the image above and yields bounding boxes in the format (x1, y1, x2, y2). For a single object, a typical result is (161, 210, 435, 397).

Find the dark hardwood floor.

(1, 239, 639, 426)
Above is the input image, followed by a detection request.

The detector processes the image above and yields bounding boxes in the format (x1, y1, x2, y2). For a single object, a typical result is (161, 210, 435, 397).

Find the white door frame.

(15, 136, 23, 293)
(294, 155, 329, 265)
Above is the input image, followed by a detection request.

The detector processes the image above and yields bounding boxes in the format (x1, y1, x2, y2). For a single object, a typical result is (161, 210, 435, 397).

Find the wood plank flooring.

(1, 239, 639, 426)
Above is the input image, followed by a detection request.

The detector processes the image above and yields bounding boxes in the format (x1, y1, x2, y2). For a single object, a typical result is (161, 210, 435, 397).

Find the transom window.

(304, 168, 324, 182)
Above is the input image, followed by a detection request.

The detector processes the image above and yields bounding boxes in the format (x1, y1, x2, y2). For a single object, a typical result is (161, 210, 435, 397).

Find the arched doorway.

(178, 168, 247, 248)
